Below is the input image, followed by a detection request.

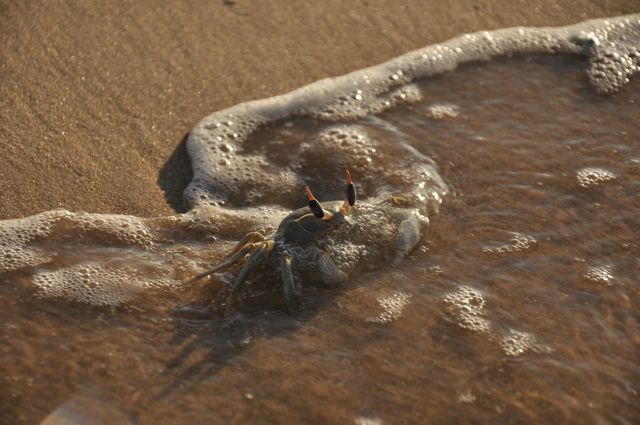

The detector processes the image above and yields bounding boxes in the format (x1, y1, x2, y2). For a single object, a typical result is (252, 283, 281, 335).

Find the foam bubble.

(499, 329, 552, 357)
(425, 103, 460, 119)
(369, 292, 412, 324)
(185, 112, 295, 207)
(576, 167, 616, 188)
(303, 126, 378, 176)
(188, 114, 448, 219)
(0, 245, 50, 272)
(444, 286, 491, 333)
(584, 265, 614, 284)
(445, 288, 553, 356)
(573, 19, 640, 93)
(315, 81, 422, 121)
(0, 210, 69, 272)
(354, 417, 383, 425)
(482, 232, 536, 254)
(0, 209, 156, 275)
(72, 212, 153, 248)
(186, 16, 640, 212)
(457, 390, 476, 404)
(33, 263, 178, 306)
(0, 209, 230, 306)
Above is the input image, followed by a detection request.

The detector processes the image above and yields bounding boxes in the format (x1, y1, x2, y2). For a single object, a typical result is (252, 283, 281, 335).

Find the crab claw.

(344, 168, 356, 206)
(304, 186, 325, 218)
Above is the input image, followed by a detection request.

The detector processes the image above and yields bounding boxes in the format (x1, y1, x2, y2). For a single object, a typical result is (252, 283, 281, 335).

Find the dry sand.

(1, 0, 637, 219)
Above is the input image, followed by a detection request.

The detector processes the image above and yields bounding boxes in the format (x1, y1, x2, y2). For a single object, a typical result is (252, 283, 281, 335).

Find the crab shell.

(275, 200, 349, 245)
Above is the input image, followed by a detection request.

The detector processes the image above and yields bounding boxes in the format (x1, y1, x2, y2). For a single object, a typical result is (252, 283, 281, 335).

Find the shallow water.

(2, 29, 640, 425)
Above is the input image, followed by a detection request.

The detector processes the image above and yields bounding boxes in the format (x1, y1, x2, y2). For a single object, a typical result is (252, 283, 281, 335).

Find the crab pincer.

(344, 168, 356, 206)
(304, 185, 326, 218)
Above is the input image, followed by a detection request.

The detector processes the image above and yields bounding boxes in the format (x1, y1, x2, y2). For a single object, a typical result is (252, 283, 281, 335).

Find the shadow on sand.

(130, 287, 333, 419)
(157, 133, 193, 214)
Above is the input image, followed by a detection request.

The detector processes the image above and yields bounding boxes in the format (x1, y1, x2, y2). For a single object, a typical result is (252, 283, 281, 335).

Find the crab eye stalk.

(344, 168, 356, 206)
(304, 186, 325, 218)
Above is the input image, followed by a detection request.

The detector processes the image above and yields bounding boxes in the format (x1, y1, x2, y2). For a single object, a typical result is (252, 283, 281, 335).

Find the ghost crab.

(186, 169, 424, 313)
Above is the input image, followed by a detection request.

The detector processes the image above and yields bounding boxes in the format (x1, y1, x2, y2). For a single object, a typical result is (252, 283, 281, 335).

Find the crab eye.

(344, 168, 356, 206)
(304, 186, 325, 218)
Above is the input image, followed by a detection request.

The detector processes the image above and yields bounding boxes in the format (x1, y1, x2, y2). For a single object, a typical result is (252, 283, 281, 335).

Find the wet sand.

(2, 5, 640, 424)
(0, 0, 637, 219)
(2, 53, 638, 424)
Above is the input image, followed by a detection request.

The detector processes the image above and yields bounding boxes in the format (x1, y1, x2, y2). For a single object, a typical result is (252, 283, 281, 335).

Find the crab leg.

(280, 251, 301, 313)
(225, 231, 265, 258)
(225, 241, 273, 312)
(185, 243, 254, 284)
(395, 215, 421, 260)
(316, 251, 348, 286)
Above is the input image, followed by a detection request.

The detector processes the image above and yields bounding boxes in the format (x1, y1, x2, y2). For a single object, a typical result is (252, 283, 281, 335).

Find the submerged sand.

(0, 0, 636, 219)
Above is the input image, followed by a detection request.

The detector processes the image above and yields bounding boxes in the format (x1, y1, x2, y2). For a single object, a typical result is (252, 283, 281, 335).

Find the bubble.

(70, 212, 155, 248)
(0, 210, 231, 307)
(424, 103, 460, 119)
(445, 289, 552, 356)
(457, 390, 476, 403)
(355, 417, 383, 425)
(444, 286, 491, 333)
(369, 292, 411, 324)
(499, 329, 552, 357)
(184, 112, 275, 207)
(482, 232, 536, 254)
(576, 167, 616, 188)
(577, 19, 640, 93)
(0, 210, 69, 272)
(301, 125, 381, 178)
(0, 245, 50, 272)
(584, 265, 614, 284)
(33, 263, 178, 306)
(176, 16, 636, 236)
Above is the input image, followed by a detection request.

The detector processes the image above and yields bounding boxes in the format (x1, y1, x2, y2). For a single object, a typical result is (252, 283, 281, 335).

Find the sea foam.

(185, 15, 639, 211)
(0, 15, 638, 307)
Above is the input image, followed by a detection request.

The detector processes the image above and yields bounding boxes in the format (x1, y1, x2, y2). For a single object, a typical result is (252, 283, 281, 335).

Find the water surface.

(1, 20, 640, 425)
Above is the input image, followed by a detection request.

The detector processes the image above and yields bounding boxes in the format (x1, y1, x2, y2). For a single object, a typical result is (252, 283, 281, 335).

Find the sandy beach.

(1, 0, 636, 219)
(2, 4, 640, 424)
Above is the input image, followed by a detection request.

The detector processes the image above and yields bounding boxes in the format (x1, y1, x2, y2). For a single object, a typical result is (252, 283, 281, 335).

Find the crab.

(186, 169, 424, 313)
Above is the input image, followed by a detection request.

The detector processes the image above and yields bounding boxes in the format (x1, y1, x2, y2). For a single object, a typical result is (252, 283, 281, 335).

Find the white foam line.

(185, 15, 640, 209)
